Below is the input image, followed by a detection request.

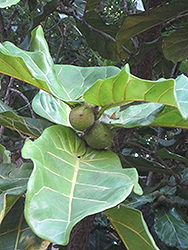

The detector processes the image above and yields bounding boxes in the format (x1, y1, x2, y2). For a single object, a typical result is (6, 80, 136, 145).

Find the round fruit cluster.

(69, 104, 112, 150)
(152, 190, 170, 207)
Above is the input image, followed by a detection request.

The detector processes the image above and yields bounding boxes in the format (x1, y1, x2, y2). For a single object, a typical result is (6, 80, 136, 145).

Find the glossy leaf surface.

(154, 208, 188, 249)
(84, 64, 175, 110)
(106, 205, 159, 250)
(22, 125, 142, 245)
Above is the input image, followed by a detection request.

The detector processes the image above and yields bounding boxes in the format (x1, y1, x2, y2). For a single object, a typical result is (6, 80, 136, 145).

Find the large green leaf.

(32, 65, 120, 124)
(116, 1, 188, 55)
(0, 198, 50, 250)
(154, 208, 188, 249)
(163, 28, 188, 63)
(22, 125, 142, 245)
(84, 64, 175, 110)
(105, 205, 159, 250)
(0, 26, 120, 103)
(0, 42, 49, 94)
(55, 64, 121, 101)
(0, 100, 50, 138)
(0, 0, 20, 7)
(0, 163, 33, 224)
(0, 26, 69, 100)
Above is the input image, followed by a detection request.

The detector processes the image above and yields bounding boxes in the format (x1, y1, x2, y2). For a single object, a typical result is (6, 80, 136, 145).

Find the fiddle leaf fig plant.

(0, 25, 188, 250)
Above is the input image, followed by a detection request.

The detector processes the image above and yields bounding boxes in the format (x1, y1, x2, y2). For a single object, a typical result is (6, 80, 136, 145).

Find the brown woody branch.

(56, 8, 134, 57)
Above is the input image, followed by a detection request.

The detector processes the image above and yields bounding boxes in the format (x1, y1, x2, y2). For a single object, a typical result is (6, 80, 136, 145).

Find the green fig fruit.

(69, 105, 95, 131)
(84, 123, 112, 149)
(152, 190, 162, 199)
(156, 195, 169, 207)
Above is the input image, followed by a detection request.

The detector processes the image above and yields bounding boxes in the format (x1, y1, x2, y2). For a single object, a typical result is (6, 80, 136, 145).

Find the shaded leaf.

(0, 0, 20, 7)
(77, 17, 126, 62)
(0, 100, 47, 138)
(0, 163, 33, 224)
(158, 138, 176, 147)
(157, 148, 188, 164)
(163, 28, 188, 63)
(27, 0, 38, 12)
(121, 155, 168, 175)
(116, 1, 188, 55)
(176, 186, 188, 200)
(84, 64, 175, 110)
(22, 125, 142, 245)
(0, 198, 49, 250)
(105, 205, 159, 250)
(31, 0, 58, 31)
(123, 194, 154, 209)
(154, 52, 174, 79)
(0, 144, 11, 163)
(154, 208, 188, 249)
(85, 0, 100, 11)
(180, 60, 188, 74)
(85, 11, 118, 38)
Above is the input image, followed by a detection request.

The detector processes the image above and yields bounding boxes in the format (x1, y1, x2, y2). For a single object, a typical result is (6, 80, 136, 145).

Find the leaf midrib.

(67, 158, 80, 226)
